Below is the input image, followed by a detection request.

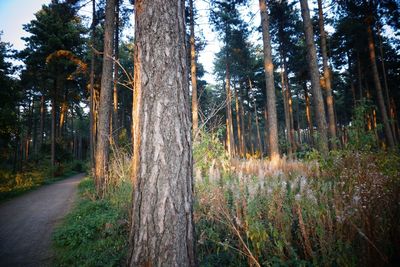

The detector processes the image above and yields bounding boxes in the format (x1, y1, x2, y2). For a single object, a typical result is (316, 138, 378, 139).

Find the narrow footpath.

(0, 173, 84, 267)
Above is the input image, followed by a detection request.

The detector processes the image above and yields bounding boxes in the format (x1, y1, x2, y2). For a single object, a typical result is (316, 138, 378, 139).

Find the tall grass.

(195, 148, 400, 266)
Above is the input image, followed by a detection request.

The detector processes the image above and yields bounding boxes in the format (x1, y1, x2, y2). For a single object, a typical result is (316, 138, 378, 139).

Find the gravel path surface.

(0, 173, 84, 267)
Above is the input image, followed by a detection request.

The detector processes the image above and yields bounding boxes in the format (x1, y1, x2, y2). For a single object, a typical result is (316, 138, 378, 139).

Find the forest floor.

(0, 173, 84, 267)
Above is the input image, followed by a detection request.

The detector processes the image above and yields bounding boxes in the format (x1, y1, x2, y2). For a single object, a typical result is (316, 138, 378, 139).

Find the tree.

(299, 0, 329, 154)
(317, 0, 337, 149)
(128, 0, 196, 266)
(94, 0, 115, 196)
(259, 0, 279, 162)
(189, 0, 199, 135)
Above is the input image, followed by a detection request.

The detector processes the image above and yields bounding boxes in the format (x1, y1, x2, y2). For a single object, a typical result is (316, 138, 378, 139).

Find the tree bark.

(234, 83, 244, 156)
(304, 82, 314, 145)
(128, 1, 196, 266)
(317, 0, 337, 149)
(259, 0, 279, 162)
(300, 0, 328, 154)
(366, 23, 395, 148)
(280, 57, 292, 158)
(189, 0, 199, 136)
(94, 0, 115, 196)
(112, 0, 120, 143)
(225, 62, 235, 157)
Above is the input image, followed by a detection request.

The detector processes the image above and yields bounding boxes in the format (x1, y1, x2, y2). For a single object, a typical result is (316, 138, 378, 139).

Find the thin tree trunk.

(348, 52, 356, 106)
(95, 0, 116, 196)
(304, 82, 314, 145)
(128, 1, 195, 266)
(89, 0, 96, 170)
(225, 62, 235, 157)
(366, 23, 395, 148)
(377, 27, 397, 145)
(189, 0, 199, 136)
(259, 0, 279, 162)
(51, 91, 56, 171)
(112, 0, 120, 143)
(300, 0, 328, 154)
(317, 0, 336, 149)
(234, 83, 243, 156)
(280, 58, 292, 158)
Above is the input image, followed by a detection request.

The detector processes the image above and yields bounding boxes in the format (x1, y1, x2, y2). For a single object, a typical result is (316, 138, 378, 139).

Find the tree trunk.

(377, 27, 397, 145)
(51, 93, 56, 171)
(189, 0, 199, 136)
(234, 83, 243, 157)
(112, 0, 120, 143)
(304, 82, 314, 145)
(317, 0, 336, 149)
(89, 0, 96, 170)
(259, 0, 279, 162)
(300, 0, 328, 154)
(366, 23, 395, 148)
(225, 62, 235, 157)
(128, 1, 196, 266)
(280, 59, 292, 157)
(94, 0, 115, 196)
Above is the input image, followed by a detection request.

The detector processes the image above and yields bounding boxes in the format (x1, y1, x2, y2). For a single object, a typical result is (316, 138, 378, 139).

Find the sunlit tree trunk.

(366, 22, 395, 148)
(234, 83, 243, 156)
(259, 0, 279, 162)
(304, 82, 314, 145)
(128, 1, 196, 266)
(317, 0, 337, 149)
(280, 57, 292, 158)
(189, 0, 199, 136)
(300, 0, 328, 154)
(225, 62, 235, 157)
(95, 0, 115, 196)
(112, 0, 120, 144)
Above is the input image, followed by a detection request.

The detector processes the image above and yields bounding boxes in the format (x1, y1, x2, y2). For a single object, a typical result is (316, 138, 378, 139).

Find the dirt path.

(0, 173, 84, 267)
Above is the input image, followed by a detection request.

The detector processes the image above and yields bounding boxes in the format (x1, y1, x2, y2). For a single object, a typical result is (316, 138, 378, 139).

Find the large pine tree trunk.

(94, 0, 115, 196)
(128, 1, 196, 266)
(366, 23, 395, 148)
(300, 0, 328, 154)
(259, 0, 279, 162)
(317, 0, 337, 149)
(189, 0, 199, 136)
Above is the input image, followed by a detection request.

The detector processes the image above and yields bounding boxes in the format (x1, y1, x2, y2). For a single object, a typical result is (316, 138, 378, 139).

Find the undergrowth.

(52, 147, 132, 267)
(0, 159, 85, 201)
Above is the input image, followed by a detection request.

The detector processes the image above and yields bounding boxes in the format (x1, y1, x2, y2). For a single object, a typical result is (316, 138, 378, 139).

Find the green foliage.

(53, 177, 131, 267)
(0, 159, 85, 201)
(193, 130, 228, 177)
(346, 100, 379, 151)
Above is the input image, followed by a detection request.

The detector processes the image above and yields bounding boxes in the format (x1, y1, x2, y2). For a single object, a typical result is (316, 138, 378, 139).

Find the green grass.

(52, 177, 132, 267)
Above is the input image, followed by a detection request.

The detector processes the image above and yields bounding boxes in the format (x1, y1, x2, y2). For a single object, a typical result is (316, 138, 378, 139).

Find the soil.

(0, 173, 84, 267)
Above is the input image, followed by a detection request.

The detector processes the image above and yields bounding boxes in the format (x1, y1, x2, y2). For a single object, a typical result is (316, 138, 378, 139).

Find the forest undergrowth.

(0, 158, 84, 202)
(53, 133, 400, 267)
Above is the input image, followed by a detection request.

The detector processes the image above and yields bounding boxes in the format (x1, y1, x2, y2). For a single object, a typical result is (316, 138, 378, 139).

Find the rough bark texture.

(189, 0, 199, 135)
(259, 0, 279, 162)
(366, 23, 395, 148)
(94, 0, 115, 195)
(317, 0, 337, 149)
(300, 0, 328, 154)
(128, 1, 196, 266)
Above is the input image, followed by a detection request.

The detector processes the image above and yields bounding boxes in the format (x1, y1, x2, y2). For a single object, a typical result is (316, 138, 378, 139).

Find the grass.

(52, 154, 132, 267)
(0, 159, 85, 202)
(52, 134, 400, 266)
